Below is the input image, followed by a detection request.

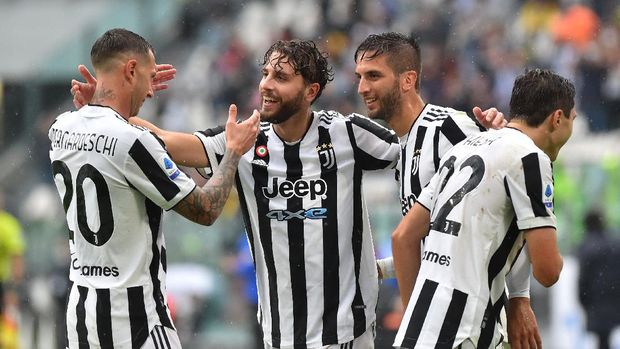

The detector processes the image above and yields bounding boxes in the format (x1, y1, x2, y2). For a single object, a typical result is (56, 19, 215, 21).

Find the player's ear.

(401, 70, 417, 92)
(305, 82, 320, 103)
(124, 59, 138, 81)
(549, 109, 563, 130)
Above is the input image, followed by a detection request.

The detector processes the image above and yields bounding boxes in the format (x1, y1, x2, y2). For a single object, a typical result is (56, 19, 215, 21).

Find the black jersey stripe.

(318, 126, 340, 344)
(127, 286, 149, 348)
(436, 288, 468, 347)
(95, 288, 114, 348)
(477, 219, 520, 348)
(349, 114, 397, 143)
(145, 199, 173, 329)
(284, 142, 308, 347)
(401, 279, 439, 348)
(66, 281, 74, 349)
(522, 153, 549, 217)
(128, 139, 180, 201)
(441, 116, 469, 146)
(76, 285, 89, 349)
(410, 126, 427, 198)
(432, 126, 441, 172)
(346, 122, 367, 338)
(251, 133, 281, 347)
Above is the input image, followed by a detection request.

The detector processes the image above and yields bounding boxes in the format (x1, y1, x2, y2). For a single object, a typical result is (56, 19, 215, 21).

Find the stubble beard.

(260, 90, 305, 124)
(368, 81, 401, 124)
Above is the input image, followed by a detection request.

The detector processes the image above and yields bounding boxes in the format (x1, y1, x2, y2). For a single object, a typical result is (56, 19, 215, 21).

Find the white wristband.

(377, 257, 395, 279)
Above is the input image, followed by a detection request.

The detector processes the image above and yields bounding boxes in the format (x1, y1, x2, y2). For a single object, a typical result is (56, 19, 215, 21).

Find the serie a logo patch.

(160, 155, 180, 180)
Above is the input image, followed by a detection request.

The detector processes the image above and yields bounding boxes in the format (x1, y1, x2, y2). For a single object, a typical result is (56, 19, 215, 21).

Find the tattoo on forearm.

(177, 151, 240, 224)
(93, 88, 116, 104)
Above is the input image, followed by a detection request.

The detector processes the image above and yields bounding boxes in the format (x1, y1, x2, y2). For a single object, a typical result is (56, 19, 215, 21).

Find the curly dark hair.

(509, 69, 576, 126)
(354, 32, 421, 91)
(91, 28, 154, 70)
(260, 40, 334, 104)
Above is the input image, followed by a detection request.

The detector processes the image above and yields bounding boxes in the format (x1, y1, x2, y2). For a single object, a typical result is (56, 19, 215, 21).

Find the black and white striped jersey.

(195, 110, 400, 348)
(397, 104, 484, 216)
(394, 128, 557, 348)
(49, 105, 195, 348)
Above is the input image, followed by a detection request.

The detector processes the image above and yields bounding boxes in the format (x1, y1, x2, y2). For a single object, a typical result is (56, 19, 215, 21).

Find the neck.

(92, 75, 131, 119)
(273, 108, 314, 143)
(388, 93, 425, 137)
(507, 120, 553, 158)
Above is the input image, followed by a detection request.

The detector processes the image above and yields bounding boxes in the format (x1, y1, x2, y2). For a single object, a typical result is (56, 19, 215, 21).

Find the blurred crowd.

(157, 0, 620, 134)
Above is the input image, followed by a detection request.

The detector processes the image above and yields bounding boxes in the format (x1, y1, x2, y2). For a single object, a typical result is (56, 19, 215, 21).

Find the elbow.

(392, 227, 408, 248)
(533, 257, 563, 287)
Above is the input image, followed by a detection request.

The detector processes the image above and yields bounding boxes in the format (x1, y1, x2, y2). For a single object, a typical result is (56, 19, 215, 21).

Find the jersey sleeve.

(347, 114, 400, 170)
(437, 112, 484, 161)
(124, 131, 196, 211)
(504, 151, 557, 230)
(193, 126, 227, 179)
(417, 167, 441, 212)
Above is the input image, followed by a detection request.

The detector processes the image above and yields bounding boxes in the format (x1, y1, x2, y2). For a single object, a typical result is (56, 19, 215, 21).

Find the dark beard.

(260, 90, 305, 124)
(370, 81, 401, 123)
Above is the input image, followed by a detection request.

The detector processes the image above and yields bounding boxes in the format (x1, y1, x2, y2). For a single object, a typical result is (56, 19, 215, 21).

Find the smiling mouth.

(262, 97, 278, 107)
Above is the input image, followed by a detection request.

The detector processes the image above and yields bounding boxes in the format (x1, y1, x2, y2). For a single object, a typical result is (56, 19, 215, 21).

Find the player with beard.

(353, 33, 540, 348)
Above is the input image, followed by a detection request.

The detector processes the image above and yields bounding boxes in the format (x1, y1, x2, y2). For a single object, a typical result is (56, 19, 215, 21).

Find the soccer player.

(391, 69, 574, 348)
(353, 32, 539, 347)
(50, 28, 259, 348)
(73, 39, 401, 348)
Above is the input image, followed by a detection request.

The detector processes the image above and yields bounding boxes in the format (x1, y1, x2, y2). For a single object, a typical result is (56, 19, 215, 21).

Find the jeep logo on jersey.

(160, 155, 180, 180)
(317, 143, 335, 169)
(262, 178, 327, 200)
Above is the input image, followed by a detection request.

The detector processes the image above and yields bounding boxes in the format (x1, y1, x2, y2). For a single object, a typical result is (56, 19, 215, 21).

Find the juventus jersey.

(394, 128, 557, 348)
(398, 104, 484, 216)
(195, 110, 400, 348)
(49, 105, 195, 348)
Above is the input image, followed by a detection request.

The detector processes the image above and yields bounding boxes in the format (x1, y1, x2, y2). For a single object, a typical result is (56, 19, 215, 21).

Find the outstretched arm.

(392, 203, 430, 307)
(173, 105, 259, 225)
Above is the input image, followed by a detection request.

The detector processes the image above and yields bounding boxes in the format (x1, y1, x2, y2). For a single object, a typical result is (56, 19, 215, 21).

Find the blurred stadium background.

(1, 0, 619, 348)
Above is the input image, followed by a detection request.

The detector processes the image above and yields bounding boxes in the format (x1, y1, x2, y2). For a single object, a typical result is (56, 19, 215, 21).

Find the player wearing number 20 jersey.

(49, 105, 196, 347)
(394, 127, 557, 348)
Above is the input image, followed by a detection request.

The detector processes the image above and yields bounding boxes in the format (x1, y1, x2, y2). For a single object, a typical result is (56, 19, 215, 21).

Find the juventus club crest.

(411, 149, 421, 175)
(317, 143, 336, 169)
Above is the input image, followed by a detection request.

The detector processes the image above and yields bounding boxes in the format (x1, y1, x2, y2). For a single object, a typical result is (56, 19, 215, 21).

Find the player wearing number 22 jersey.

(394, 127, 557, 348)
(49, 105, 196, 347)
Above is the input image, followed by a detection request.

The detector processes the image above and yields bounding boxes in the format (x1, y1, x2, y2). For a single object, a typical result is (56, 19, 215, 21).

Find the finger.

(227, 104, 238, 124)
(534, 330, 542, 349)
(153, 84, 169, 92)
(155, 70, 176, 83)
(472, 106, 482, 118)
(156, 63, 175, 71)
(78, 65, 96, 84)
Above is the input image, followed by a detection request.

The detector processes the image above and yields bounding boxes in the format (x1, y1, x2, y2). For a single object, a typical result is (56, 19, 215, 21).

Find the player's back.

(49, 105, 196, 347)
(398, 127, 552, 348)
